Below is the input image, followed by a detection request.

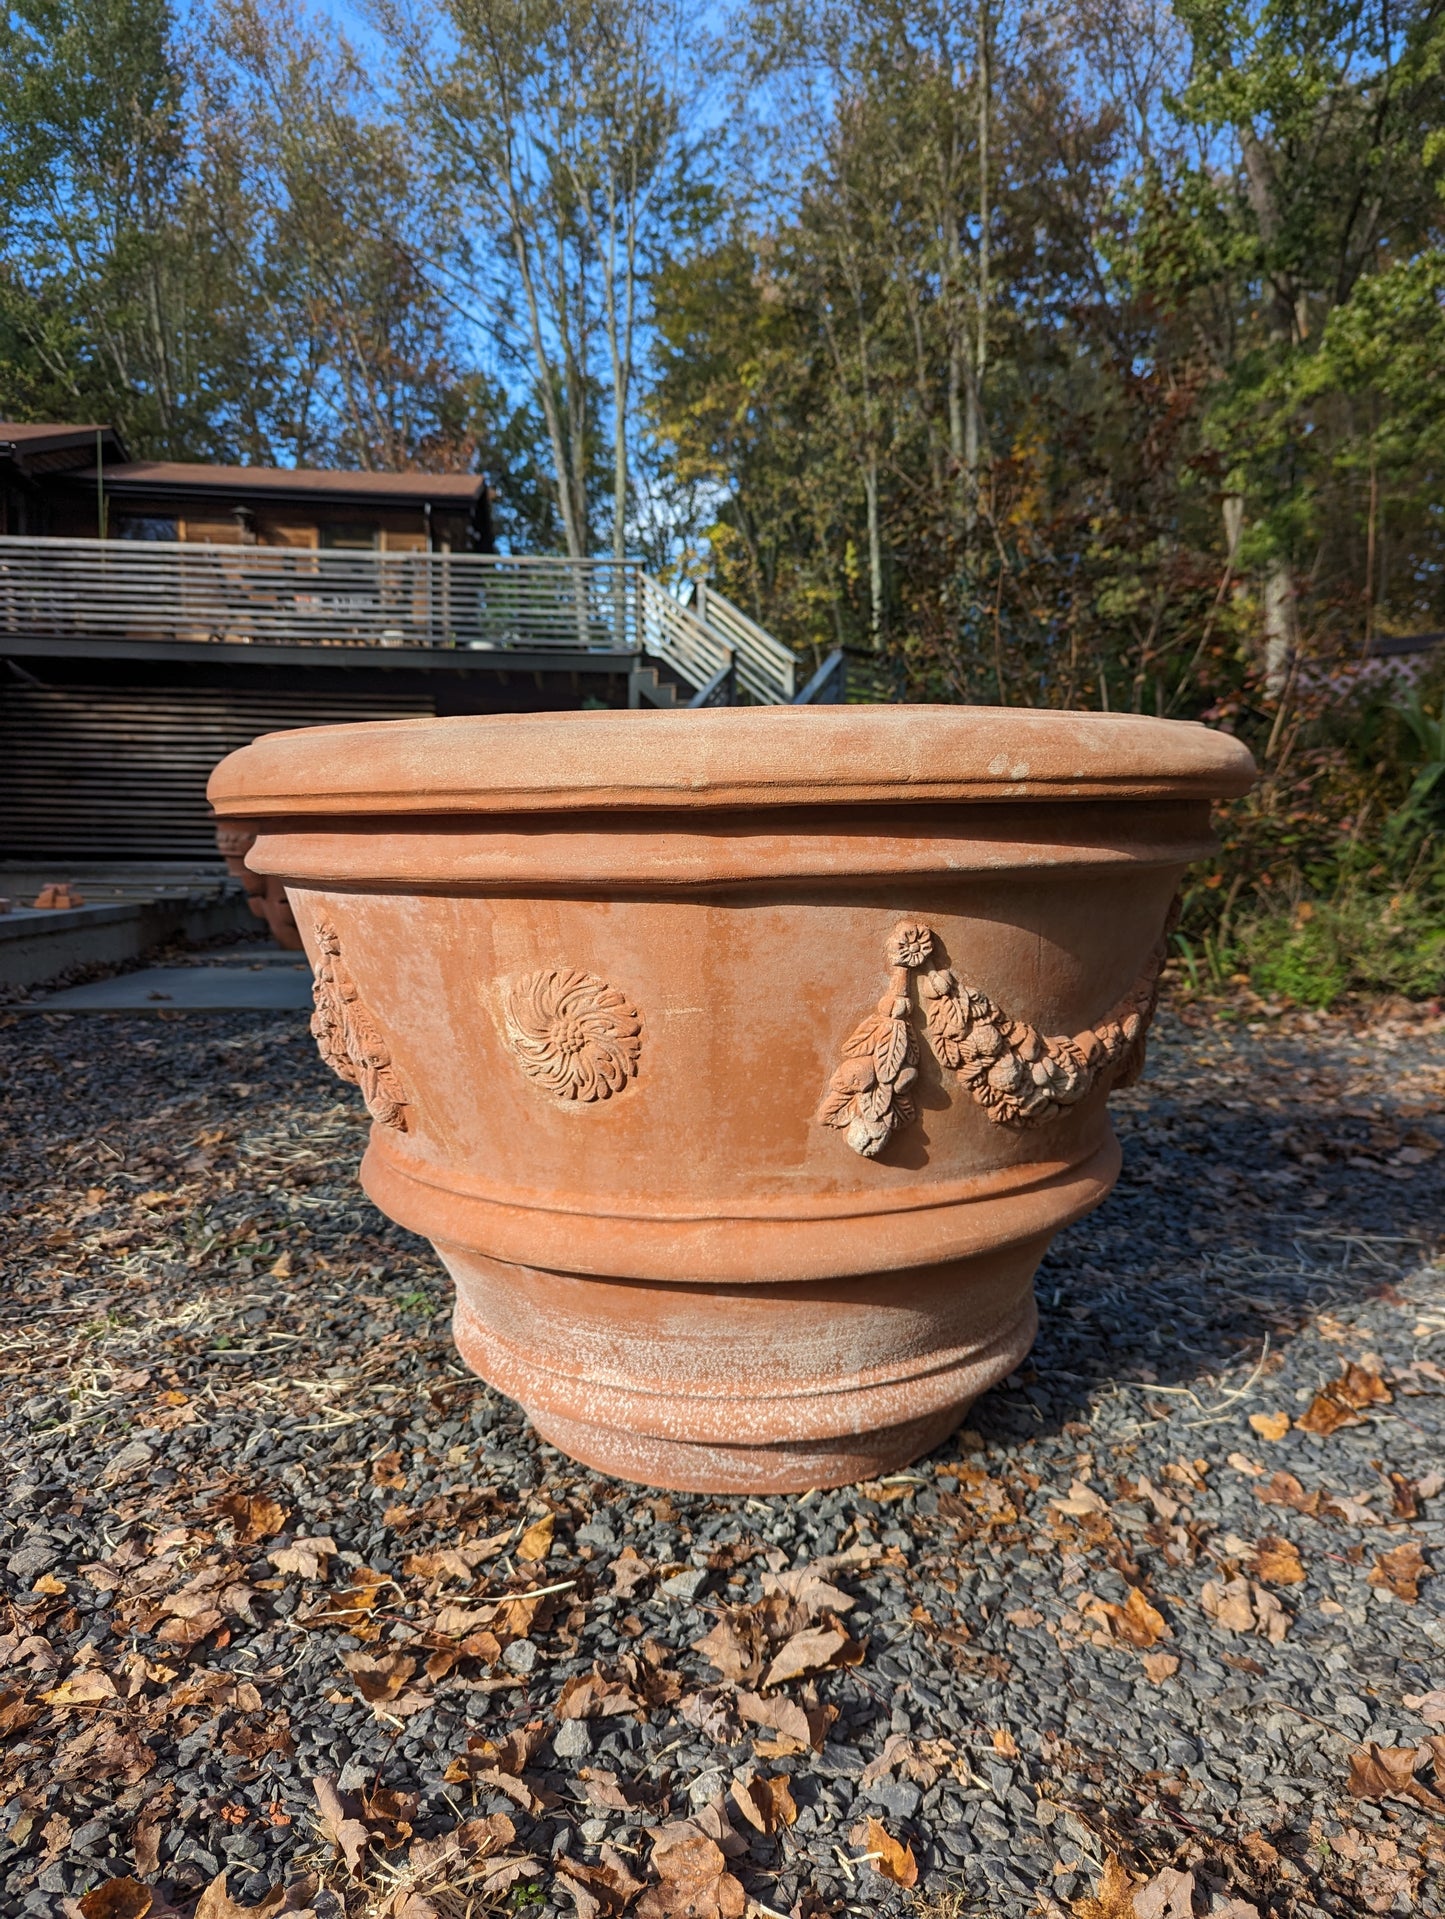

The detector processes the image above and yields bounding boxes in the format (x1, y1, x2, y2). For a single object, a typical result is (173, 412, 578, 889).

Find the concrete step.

(17, 961, 313, 1013)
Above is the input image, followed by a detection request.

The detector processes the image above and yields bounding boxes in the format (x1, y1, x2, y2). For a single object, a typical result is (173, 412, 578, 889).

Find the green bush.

(1238, 892, 1445, 1007)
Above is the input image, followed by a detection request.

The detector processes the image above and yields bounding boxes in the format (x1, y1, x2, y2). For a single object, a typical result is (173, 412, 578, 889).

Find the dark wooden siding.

(0, 682, 434, 861)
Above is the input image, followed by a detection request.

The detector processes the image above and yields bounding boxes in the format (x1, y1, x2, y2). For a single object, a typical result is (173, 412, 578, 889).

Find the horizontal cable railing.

(0, 537, 800, 704)
(692, 584, 798, 703)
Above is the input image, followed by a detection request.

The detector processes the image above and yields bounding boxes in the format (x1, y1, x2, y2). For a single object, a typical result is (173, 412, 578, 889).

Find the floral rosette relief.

(501, 968, 643, 1102)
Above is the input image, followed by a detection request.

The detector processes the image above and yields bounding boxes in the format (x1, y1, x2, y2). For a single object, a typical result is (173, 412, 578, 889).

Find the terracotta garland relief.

(502, 968, 643, 1101)
(310, 919, 409, 1130)
(819, 909, 1176, 1158)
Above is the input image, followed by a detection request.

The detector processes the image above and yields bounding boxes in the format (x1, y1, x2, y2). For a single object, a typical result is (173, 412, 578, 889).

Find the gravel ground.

(1, 995, 1442, 1919)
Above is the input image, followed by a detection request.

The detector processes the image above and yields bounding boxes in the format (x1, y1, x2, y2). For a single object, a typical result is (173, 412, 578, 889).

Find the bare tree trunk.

(1263, 558, 1296, 694)
(943, 196, 966, 475)
(864, 456, 884, 649)
(1238, 120, 1302, 692)
(1363, 416, 1378, 658)
(965, 0, 991, 534)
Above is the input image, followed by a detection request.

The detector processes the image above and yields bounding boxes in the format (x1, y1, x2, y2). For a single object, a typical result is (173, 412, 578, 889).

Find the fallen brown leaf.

(636, 1824, 744, 1919)
(692, 1611, 768, 1687)
(340, 1651, 430, 1718)
(1403, 1689, 1445, 1727)
(194, 1872, 319, 1919)
(132, 1811, 166, 1878)
(576, 1767, 660, 1812)
(734, 1688, 835, 1754)
(78, 1881, 152, 1919)
(609, 1547, 654, 1600)
(213, 1494, 287, 1544)
(407, 1814, 517, 1876)
(1069, 1854, 1140, 1918)
(991, 1726, 1020, 1758)
(1142, 1652, 1180, 1684)
(1250, 1535, 1306, 1585)
(310, 1567, 390, 1639)
(53, 1721, 155, 1786)
(1297, 1361, 1392, 1435)
(268, 1536, 337, 1580)
(761, 1621, 862, 1687)
(517, 1514, 555, 1562)
(311, 1776, 371, 1875)
(729, 1770, 797, 1834)
(857, 1731, 945, 1789)
(760, 1566, 855, 1616)
(862, 1816, 918, 1890)
(447, 1722, 547, 1780)
(1387, 1472, 1420, 1519)
(1131, 1866, 1197, 1919)
(555, 1666, 644, 1721)
(41, 1667, 119, 1708)
(1247, 1411, 1290, 1442)
(1082, 1586, 1168, 1649)
(359, 1786, 417, 1850)
(1366, 1539, 1431, 1603)
(557, 1847, 646, 1919)
(1347, 1739, 1445, 1813)
(0, 1687, 41, 1735)
(1050, 1478, 1110, 1517)
(1200, 1576, 1290, 1643)
(1133, 1475, 1182, 1521)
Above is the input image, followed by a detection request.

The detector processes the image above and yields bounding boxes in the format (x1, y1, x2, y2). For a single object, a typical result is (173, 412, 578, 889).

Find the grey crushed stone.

(0, 999, 1441, 1917)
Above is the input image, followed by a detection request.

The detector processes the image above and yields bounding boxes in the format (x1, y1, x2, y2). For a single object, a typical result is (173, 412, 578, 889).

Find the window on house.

(117, 515, 178, 541)
(319, 522, 379, 550)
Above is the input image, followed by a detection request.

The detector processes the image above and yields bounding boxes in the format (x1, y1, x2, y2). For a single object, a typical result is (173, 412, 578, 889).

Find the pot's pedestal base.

(446, 1246, 1042, 1494)
(524, 1400, 975, 1496)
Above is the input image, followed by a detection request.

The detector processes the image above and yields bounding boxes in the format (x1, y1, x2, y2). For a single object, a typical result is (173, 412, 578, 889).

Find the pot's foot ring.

(523, 1401, 969, 1496)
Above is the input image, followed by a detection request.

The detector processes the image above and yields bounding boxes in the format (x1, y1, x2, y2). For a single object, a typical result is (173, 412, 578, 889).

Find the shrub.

(1237, 892, 1445, 1007)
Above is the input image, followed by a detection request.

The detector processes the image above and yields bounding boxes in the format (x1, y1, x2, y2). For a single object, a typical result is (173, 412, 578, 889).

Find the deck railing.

(0, 538, 801, 705)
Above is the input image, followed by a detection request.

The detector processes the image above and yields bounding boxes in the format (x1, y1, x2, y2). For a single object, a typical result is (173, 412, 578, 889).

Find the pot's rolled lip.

(208, 704, 1256, 816)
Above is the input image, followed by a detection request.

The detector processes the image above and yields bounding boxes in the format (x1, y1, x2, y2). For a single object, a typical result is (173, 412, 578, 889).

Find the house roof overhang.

(75, 460, 487, 512)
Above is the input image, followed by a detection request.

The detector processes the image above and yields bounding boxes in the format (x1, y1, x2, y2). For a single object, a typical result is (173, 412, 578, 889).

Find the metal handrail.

(0, 537, 799, 704)
(794, 648, 847, 704)
(694, 585, 797, 701)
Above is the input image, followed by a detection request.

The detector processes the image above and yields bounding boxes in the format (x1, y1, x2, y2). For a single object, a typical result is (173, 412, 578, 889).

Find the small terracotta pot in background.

(214, 816, 303, 951)
(210, 707, 1253, 1493)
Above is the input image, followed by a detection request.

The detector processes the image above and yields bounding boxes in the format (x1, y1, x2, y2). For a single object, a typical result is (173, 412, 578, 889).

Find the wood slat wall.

(0, 683, 434, 861)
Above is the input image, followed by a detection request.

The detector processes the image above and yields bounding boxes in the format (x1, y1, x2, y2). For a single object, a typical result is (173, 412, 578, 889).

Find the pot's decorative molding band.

(310, 919, 409, 1130)
(502, 968, 643, 1102)
(819, 908, 1176, 1156)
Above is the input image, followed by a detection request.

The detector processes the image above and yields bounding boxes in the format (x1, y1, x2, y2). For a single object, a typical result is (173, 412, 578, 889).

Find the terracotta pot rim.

(237, 811, 1217, 887)
(208, 704, 1256, 817)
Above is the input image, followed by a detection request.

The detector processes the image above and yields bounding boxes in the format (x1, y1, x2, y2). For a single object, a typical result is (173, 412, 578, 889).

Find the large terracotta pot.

(209, 708, 1253, 1493)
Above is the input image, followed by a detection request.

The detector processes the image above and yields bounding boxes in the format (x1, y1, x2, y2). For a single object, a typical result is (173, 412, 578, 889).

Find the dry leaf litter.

(0, 996, 1442, 1919)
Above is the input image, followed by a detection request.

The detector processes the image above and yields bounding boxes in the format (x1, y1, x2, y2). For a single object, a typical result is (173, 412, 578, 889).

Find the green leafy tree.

(0, 0, 231, 453)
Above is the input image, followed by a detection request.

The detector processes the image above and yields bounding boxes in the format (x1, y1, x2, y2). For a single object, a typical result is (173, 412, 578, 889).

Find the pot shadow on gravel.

(960, 1057, 1444, 1451)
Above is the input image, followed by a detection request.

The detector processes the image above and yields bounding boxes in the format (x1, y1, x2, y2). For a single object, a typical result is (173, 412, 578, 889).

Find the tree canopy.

(2, 0, 1443, 997)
